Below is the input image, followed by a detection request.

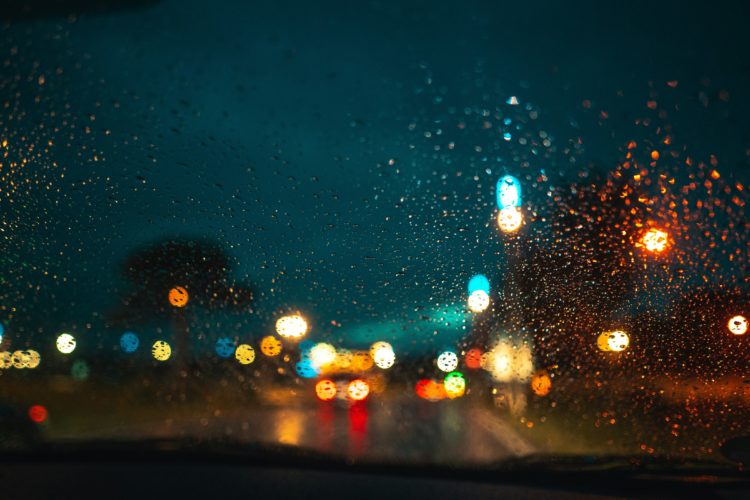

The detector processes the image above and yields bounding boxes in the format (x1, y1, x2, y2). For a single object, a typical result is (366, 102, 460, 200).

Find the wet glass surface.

(1, 0, 750, 469)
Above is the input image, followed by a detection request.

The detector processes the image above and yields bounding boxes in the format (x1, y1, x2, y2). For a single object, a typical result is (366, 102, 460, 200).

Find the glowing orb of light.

(25, 350, 41, 369)
(0, 322, 4, 344)
(347, 379, 370, 401)
(168, 286, 189, 308)
(351, 351, 373, 371)
(315, 379, 337, 401)
(641, 228, 669, 253)
(467, 274, 490, 295)
(28, 405, 48, 423)
(464, 348, 483, 370)
(370, 341, 395, 369)
(437, 351, 459, 372)
(215, 337, 236, 358)
(71, 360, 90, 381)
(497, 206, 523, 233)
(119, 332, 140, 353)
(443, 372, 466, 399)
(260, 335, 282, 357)
(0, 351, 11, 369)
(467, 289, 490, 313)
(309, 342, 337, 369)
(596, 332, 612, 352)
(598, 331, 629, 352)
(275, 314, 308, 340)
(11, 351, 26, 369)
(488, 343, 513, 381)
(607, 330, 630, 352)
(415, 379, 446, 401)
(56, 333, 76, 354)
(496, 175, 522, 209)
(481, 341, 533, 382)
(152, 340, 172, 361)
(235, 344, 256, 365)
(531, 370, 552, 397)
(295, 359, 321, 378)
(728, 315, 748, 336)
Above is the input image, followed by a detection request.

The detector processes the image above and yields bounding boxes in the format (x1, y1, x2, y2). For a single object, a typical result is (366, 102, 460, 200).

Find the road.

(50, 394, 535, 465)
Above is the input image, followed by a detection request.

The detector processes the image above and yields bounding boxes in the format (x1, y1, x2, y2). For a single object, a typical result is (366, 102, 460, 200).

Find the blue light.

(119, 332, 140, 353)
(215, 337, 236, 358)
(295, 358, 320, 378)
(468, 274, 490, 294)
(503, 132, 512, 141)
(496, 175, 522, 209)
(0, 323, 4, 344)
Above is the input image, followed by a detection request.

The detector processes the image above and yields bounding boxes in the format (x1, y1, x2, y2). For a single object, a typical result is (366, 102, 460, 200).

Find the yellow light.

(443, 373, 466, 399)
(481, 340, 534, 382)
(309, 342, 337, 368)
(436, 351, 459, 372)
(235, 344, 256, 364)
(275, 314, 308, 340)
(641, 228, 669, 253)
(56, 333, 76, 354)
(497, 206, 523, 233)
(347, 379, 370, 401)
(598, 330, 629, 352)
(467, 290, 490, 313)
(370, 341, 395, 369)
(152, 340, 172, 361)
(488, 343, 513, 381)
(596, 332, 612, 352)
(11, 350, 26, 369)
(25, 350, 41, 369)
(728, 315, 748, 336)
(0, 351, 11, 369)
(260, 335, 282, 357)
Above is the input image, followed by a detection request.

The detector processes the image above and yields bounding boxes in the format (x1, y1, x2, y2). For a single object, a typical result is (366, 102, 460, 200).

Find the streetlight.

(640, 228, 669, 253)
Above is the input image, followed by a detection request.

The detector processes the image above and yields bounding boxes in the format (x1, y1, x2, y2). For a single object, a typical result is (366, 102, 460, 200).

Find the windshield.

(2, 0, 750, 469)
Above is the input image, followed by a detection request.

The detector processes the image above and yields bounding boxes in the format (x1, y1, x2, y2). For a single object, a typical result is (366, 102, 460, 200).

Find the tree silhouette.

(653, 286, 750, 378)
(474, 171, 641, 372)
(109, 238, 254, 368)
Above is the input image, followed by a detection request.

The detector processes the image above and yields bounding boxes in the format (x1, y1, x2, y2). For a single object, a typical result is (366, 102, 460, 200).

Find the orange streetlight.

(640, 228, 669, 253)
